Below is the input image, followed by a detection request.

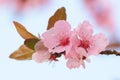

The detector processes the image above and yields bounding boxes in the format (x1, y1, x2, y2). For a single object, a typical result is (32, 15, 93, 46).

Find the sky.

(0, 0, 120, 80)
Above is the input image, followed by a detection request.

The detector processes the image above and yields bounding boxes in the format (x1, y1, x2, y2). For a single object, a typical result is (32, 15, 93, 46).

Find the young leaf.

(9, 45, 34, 60)
(24, 38, 40, 50)
(13, 21, 39, 39)
(47, 7, 66, 30)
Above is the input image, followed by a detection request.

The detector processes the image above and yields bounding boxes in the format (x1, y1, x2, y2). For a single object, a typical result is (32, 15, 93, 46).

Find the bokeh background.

(0, 0, 120, 80)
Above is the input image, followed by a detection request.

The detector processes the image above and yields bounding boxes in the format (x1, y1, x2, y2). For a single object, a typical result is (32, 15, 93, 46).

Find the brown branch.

(100, 50, 120, 56)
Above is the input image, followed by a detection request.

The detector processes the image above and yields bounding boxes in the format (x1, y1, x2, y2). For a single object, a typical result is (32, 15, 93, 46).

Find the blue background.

(0, 0, 120, 80)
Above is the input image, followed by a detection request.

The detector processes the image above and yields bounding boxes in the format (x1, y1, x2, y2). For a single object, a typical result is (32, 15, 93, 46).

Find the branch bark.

(100, 50, 120, 56)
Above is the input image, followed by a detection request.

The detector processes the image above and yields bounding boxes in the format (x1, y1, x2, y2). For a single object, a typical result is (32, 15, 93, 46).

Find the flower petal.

(32, 41, 50, 63)
(66, 58, 81, 69)
(42, 28, 60, 49)
(76, 47, 88, 57)
(88, 33, 109, 55)
(42, 20, 71, 50)
(76, 21, 93, 40)
(32, 51, 50, 63)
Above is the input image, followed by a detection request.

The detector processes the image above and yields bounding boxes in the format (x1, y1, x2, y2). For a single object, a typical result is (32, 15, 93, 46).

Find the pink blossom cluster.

(32, 20, 109, 69)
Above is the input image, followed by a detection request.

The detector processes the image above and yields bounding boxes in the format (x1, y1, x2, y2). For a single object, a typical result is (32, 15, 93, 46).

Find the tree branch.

(100, 50, 120, 56)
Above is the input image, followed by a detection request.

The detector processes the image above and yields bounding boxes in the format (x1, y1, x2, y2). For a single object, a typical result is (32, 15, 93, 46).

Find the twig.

(100, 50, 120, 56)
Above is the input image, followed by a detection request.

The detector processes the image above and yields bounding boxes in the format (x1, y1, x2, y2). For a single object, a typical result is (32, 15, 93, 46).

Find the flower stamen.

(79, 40, 90, 49)
(60, 37, 70, 46)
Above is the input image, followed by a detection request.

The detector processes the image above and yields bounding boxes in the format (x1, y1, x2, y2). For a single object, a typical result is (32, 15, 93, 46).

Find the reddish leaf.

(47, 7, 66, 30)
(13, 21, 39, 39)
(9, 45, 34, 60)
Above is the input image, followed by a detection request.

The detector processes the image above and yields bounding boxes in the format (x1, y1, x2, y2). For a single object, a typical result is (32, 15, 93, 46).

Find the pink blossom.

(42, 20, 71, 53)
(75, 21, 109, 55)
(33, 20, 109, 69)
(66, 47, 88, 69)
(66, 21, 109, 69)
(32, 41, 50, 63)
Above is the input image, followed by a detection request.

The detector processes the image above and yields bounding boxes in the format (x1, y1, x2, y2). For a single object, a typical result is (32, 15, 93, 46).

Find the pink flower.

(33, 20, 109, 69)
(75, 21, 109, 55)
(32, 41, 50, 63)
(65, 21, 109, 69)
(42, 20, 71, 53)
(66, 47, 89, 69)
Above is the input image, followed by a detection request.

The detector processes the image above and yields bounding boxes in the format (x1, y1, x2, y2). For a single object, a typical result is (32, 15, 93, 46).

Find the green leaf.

(24, 38, 40, 50)
(47, 7, 66, 30)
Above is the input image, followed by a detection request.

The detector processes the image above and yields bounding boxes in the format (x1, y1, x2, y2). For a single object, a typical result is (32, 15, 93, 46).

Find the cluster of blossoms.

(32, 20, 109, 69)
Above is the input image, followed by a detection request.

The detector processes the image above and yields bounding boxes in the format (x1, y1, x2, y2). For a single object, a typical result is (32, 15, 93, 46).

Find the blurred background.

(0, 0, 120, 80)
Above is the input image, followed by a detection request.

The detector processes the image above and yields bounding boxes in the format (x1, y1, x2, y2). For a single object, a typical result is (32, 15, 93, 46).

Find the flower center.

(79, 40, 90, 49)
(60, 37, 70, 46)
